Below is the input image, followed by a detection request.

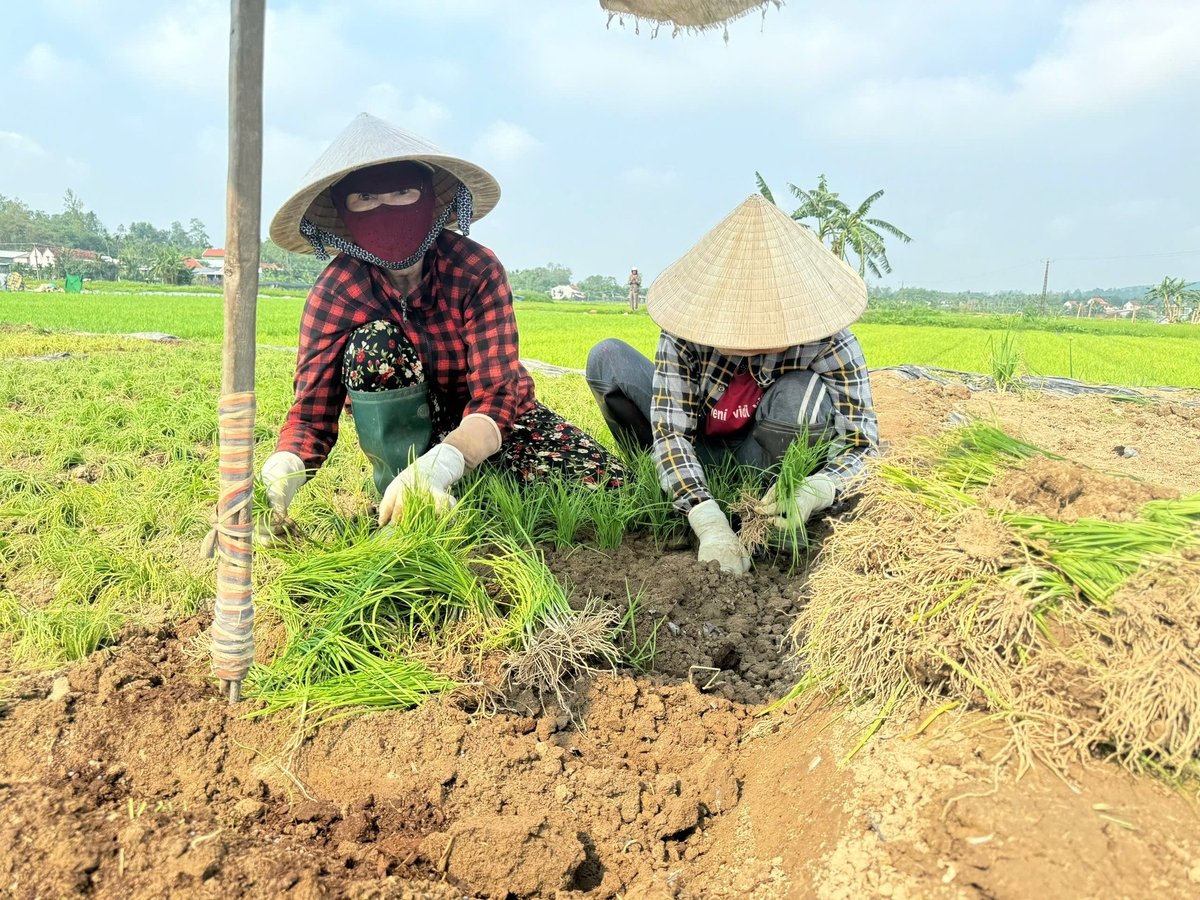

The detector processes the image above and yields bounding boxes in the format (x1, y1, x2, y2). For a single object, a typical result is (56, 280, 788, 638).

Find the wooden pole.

(1039, 258, 1050, 316)
(223, 0, 264, 397)
(214, 0, 265, 703)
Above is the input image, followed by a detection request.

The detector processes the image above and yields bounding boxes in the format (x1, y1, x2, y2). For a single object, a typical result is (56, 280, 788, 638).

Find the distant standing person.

(628, 267, 642, 311)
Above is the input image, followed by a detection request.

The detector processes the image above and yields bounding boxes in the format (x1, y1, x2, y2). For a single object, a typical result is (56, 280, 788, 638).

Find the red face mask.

(331, 162, 436, 264)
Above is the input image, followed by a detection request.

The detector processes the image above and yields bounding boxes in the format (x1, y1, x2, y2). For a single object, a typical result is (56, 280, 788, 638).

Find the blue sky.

(3, 0, 1198, 292)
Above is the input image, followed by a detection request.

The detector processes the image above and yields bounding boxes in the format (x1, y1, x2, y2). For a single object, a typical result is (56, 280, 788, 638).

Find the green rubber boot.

(347, 384, 433, 497)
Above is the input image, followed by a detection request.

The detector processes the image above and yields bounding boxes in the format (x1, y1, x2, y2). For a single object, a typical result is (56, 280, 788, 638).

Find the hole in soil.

(544, 528, 828, 706)
(572, 831, 605, 891)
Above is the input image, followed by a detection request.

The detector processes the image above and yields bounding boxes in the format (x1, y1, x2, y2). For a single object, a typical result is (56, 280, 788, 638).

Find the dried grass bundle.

(786, 422, 1200, 777)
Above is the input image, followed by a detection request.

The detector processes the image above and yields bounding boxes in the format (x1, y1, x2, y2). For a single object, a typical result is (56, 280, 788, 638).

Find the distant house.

(201, 247, 226, 262)
(1065, 297, 1114, 318)
(550, 284, 586, 301)
(183, 257, 202, 270)
(25, 247, 56, 269)
(193, 266, 224, 285)
(68, 249, 99, 261)
(0, 247, 59, 270)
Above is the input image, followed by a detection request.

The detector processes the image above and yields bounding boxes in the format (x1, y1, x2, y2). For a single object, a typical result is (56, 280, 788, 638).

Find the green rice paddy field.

(1, 289, 1198, 675)
(2, 292, 1199, 387)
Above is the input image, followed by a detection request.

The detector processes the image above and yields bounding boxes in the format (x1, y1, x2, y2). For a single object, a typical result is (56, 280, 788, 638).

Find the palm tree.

(148, 247, 188, 285)
(1144, 277, 1200, 324)
(789, 174, 848, 244)
(835, 190, 912, 278)
(119, 249, 147, 282)
(756, 172, 847, 242)
(755, 172, 910, 277)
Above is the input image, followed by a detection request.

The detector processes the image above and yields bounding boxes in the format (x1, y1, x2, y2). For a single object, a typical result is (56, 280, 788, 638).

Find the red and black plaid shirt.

(276, 231, 536, 470)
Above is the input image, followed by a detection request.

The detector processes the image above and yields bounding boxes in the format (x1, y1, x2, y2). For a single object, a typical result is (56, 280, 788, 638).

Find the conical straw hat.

(646, 193, 867, 350)
(599, 1, 777, 32)
(269, 113, 500, 254)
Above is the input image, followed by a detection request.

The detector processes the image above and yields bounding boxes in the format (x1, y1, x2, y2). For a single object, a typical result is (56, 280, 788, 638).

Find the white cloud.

(472, 122, 541, 165)
(514, 9, 878, 112)
(357, 83, 450, 139)
(831, 0, 1200, 139)
(0, 131, 47, 156)
(261, 126, 332, 215)
(116, 0, 228, 95)
(1015, 0, 1200, 113)
(21, 43, 88, 85)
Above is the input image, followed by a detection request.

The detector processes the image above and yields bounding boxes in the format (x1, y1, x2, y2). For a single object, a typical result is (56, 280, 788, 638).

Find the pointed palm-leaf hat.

(269, 113, 500, 255)
(647, 193, 867, 350)
(599, 1, 780, 33)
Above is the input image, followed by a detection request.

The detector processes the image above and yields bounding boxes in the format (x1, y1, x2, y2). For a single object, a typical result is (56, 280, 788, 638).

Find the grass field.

(2, 293, 1198, 387)
(2, 289, 1198, 688)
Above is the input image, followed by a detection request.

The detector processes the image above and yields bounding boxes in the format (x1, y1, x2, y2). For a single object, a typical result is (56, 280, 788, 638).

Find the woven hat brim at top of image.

(269, 112, 501, 255)
(599, 1, 779, 31)
(646, 193, 867, 351)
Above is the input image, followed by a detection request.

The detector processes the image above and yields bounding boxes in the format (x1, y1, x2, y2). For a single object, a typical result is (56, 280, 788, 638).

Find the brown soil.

(4, 614, 1200, 899)
(871, 373, 1200, 496)
(4, 377, 1200, 899)
(986, 457, 1178, 522)
(545, 541, 811, 706)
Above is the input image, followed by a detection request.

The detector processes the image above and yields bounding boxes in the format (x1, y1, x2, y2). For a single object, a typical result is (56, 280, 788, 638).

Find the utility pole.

(1039, 259, 1051, 315)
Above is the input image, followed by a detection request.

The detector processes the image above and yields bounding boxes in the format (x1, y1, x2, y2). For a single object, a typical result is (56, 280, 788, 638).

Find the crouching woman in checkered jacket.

(585, 195, 879, 575)
(258, 113, 623, 539)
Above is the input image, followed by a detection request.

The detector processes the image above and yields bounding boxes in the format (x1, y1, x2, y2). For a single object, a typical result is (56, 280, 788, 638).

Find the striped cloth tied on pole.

(211, 390, 256, 701)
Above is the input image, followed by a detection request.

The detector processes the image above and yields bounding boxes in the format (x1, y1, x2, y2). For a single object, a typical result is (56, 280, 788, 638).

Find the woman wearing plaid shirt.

(257, 114, 623, 536)
(586, 195, 879, 574)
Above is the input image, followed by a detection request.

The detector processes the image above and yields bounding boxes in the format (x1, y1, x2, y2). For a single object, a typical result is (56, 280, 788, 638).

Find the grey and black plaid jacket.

(651, 328, 880, 512)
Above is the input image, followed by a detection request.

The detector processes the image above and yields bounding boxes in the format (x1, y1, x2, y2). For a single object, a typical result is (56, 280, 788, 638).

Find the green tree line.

(0, 191, 322, 285)
(507, 264, 632, 302)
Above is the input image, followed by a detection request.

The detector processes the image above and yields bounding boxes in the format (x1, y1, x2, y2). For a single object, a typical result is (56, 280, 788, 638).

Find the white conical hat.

(269, 113, 501, 254)
(646, 193, 867, 350)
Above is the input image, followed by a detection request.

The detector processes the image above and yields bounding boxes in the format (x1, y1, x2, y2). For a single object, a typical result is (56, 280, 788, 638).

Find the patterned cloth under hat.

(269, 113, 500, 266)
(646, 193, 867, 352)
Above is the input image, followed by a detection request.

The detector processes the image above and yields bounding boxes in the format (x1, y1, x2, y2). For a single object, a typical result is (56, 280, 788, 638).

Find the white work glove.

(378, 443, 465, 526)
(687, 498, 751, 575)
(760, 472, 837, 529)
(262, 451, 306, 515)
(252, 451, 306, 546)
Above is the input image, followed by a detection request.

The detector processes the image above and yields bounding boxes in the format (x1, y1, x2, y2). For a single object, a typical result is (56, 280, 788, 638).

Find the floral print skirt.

(342, 320, 625, 488)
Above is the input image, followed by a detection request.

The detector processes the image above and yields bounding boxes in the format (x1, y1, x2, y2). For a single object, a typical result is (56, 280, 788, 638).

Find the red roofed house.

(197, 248, 285, 283)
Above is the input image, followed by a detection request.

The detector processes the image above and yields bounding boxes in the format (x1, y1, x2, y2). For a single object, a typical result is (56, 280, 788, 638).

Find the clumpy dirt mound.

(871, 371, 1200, 496)
(544, 540, 808, 705)
(0, 620, 464, 899)
(988, 456, 1178, 521)
(291, 653, 753, 896)
(0, 608, 777, 898)
(5, 572, 1200, 897)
